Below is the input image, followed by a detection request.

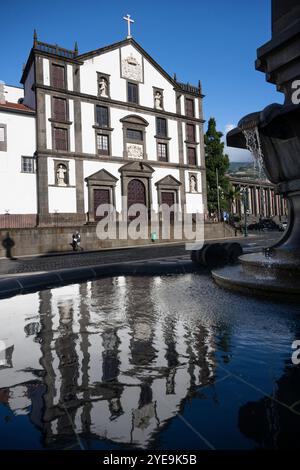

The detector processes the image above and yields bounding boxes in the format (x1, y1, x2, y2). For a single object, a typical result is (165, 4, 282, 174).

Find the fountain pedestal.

(213, 0, 300, 298)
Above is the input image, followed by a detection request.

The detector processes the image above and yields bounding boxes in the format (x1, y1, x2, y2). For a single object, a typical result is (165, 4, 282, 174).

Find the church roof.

(0, 101, 35, 115)
(20, 35, 203, 97)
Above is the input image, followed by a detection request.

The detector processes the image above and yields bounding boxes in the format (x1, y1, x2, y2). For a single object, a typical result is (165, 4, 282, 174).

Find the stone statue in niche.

(99, 77, 108, 97)
(190, 175, 197, 193)
(57, 164, 67, 186)
(154, 91, 163, 110)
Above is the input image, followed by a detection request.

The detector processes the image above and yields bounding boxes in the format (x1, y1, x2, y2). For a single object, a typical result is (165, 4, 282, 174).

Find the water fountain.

(213, 0, 300, 298)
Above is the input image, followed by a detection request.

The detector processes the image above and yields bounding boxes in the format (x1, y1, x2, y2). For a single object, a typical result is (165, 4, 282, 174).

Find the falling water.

(242, 126, 265, 180)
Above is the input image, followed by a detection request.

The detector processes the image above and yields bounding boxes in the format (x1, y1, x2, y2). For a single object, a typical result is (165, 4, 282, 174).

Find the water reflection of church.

(1, 277, 216, 448)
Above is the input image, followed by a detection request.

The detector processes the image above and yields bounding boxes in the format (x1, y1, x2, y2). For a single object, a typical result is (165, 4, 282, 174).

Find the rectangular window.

(156, 117, 167, 137)
(186, 123, 196, 142)
(187, 147, 197, 165)
(0, 124, 7, 151)
(51, 64, 65, 89)
(53, 97, 67, 121)
(158, 143, 168, 162)
(21, 157, 35, 173)
(96, 106, 109, 127)
(128, 82, 138, 104)
(185, 98, 195, 117)
(126, 128, 143, 141)
(97, 134, 109, 155)
(54, 127, 68, 151)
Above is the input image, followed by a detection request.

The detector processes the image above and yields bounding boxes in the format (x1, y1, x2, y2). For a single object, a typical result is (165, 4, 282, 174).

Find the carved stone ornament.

(127, 143, 143, 159)
(122, 53, 142, 82)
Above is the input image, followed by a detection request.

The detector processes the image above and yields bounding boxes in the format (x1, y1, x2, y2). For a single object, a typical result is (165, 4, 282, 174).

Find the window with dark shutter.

(96, 106, 109, 127)
(156, 118, 167, 137)
(51, 64, 65, 89)
(186, 124, 196, 142)
(54, 128, 68, 151)
(53, 97, 67, 122)
(185, 98, 195, 117)
(126, 129, 143, 141)
(128, 82, 138, 104)
(187, 147, 197, 165)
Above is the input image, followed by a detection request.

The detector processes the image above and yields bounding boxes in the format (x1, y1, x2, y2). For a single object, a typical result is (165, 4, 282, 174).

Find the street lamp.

(240, 187, 248, 237)
(216, 168, 221, 221)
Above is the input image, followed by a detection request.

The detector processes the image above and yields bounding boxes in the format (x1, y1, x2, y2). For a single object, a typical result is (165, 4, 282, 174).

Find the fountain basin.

(212, 255, 300, 299)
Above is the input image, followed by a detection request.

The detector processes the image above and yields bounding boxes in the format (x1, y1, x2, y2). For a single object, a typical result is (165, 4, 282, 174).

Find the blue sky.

(0, 0, 283, 161)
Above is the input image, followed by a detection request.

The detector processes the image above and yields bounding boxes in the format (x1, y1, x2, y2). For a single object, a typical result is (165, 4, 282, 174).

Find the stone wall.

(0, 222, 235, 257)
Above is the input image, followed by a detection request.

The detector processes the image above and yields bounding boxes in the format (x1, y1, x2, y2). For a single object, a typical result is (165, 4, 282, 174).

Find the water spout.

(242, 126, 265, 179)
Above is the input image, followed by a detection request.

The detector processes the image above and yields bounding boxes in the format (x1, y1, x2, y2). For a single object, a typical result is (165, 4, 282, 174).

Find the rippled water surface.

(0, 273, 300, 450)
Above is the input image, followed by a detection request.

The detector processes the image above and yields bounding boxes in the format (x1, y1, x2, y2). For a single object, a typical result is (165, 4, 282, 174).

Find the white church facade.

(0, 26, 207, 231)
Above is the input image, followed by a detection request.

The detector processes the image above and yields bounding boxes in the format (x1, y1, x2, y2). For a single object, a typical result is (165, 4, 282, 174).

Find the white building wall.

(80, 44, 176, 113)
(185, 170, 203, 214)
(0, 111, 36, 214)
(69, 99, 75, 152)
(80, 49, 126, 101)
(194, 98, 199, 119)
(167, 120, 179, 164)
(43, 58, 50, 86)
(186, 192, 203, 214)
(45, 94, 52, 149)
(109, 108, 123, 157)
(48, 187, 77, 213)
(48, 158, 76, 213)
(4, 84, 24, 104)
(141, 55, 176, 113)
(67, 64, 73, 91)
(81, 102, 95, 154)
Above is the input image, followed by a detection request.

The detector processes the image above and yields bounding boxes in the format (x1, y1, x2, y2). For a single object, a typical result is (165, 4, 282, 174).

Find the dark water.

(0, 273, 300, 450)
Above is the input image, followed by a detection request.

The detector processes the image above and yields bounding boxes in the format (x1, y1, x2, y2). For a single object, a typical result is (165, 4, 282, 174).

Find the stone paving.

(0, 232, 280, 277)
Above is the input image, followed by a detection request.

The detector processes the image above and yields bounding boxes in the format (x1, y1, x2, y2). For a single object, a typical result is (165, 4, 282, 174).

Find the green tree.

(204, 118, 230, 216)
(225, 184, 241, 216)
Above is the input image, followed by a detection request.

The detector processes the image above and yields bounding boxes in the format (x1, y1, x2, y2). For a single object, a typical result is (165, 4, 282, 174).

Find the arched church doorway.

(127, 179, 146, 219)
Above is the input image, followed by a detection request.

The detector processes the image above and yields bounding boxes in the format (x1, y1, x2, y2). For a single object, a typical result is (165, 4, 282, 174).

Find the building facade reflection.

(0, 276, 217, 448)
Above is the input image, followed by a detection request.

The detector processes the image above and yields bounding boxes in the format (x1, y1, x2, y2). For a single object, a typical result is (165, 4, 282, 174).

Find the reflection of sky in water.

(0, 274, 299, 450)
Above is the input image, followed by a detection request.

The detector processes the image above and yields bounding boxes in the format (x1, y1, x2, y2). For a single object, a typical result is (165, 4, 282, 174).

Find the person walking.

(71, 231, 83, 251)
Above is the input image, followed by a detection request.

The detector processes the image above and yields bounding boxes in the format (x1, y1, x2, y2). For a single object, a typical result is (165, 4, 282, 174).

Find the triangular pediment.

(119, 161, 155, 173)
(155, 175, 182, 186)
(78, 38, 177, 88)
(120, 115, 149, 126)
(85, 168, 118, 183)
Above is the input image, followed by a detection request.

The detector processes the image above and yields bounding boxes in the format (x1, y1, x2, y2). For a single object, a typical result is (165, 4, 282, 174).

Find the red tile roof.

(0, 101, 35, 113)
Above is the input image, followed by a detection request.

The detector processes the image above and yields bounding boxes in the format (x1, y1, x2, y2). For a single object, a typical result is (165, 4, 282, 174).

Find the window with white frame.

(96, 134, 109, 155)
(158, 142, 168, 161)
(21, 156, 35, 173)
(0, 124, 7, 151)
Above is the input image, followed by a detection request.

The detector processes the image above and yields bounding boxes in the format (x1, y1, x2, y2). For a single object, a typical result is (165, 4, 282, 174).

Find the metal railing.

(35, 41, 76, 59)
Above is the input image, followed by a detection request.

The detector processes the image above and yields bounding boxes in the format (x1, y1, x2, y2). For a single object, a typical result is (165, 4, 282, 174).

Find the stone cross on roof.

(123, 14, 134, 39)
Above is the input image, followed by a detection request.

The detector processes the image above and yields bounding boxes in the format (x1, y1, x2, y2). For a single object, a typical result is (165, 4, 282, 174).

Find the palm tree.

(225, 185, 241, 216)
